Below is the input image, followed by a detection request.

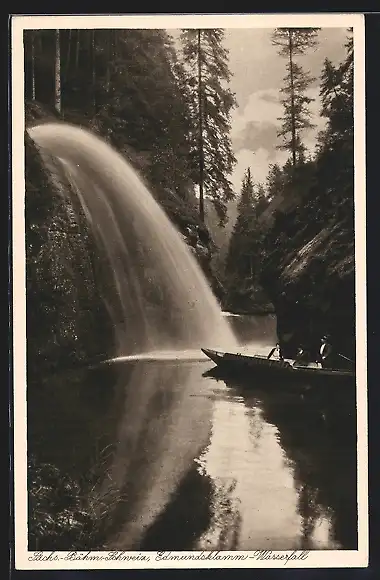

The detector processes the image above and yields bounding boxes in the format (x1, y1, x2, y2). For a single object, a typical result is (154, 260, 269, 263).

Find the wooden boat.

(201, 348, 355, 383)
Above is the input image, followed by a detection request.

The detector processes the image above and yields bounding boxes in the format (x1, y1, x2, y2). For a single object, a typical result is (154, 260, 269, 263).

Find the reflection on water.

(191, 376, 356, 551)
(196, 391, 304, 550)
(28, 315, 357, 551)
(97, 362, 214, 550)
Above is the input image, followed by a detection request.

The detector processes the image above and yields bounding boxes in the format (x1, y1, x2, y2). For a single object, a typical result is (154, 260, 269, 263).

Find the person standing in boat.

(319, 335, 334, 368)
(319, 334, 355, 370)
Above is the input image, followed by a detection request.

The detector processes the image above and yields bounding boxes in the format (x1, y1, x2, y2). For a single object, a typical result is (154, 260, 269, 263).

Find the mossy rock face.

(25, 115, 116, 377)
(26, 101, 61, 127)
(260, 205, 355, 362)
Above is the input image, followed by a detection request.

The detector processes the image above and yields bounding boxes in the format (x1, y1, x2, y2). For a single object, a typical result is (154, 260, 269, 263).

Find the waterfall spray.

(28, 122, 238, 358)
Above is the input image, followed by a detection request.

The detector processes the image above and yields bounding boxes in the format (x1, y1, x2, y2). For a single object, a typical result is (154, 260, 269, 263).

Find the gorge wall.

(259, 196, 355, 367)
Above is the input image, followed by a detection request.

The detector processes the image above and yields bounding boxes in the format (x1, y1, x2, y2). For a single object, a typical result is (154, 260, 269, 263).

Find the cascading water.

(28, 122, 238, 358)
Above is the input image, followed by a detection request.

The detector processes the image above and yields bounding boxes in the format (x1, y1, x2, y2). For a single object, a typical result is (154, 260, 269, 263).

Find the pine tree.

(255, 182, 270, 215)
(272, 28, 320, 166)
(91, 29, 96, 114)
(24, 30, 36, 101)
(55, 29, 61, 114)
(225, 168, 255, 280)
(266, 163, 286, 201)
(24, 28, 197, 204)
(145, 30, 195, 197)
(224, 168, 270, 310)
(320, 31, 353, 144)
(180, 28, 237, 224)
(31, 31, 36, 100)
(314, 29, 354, 224)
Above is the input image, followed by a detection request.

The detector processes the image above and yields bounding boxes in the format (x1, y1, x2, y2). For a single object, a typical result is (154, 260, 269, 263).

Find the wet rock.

(260, 218, 355, 365)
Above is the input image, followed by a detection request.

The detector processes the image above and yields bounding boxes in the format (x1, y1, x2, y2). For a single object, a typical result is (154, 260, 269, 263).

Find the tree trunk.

(75, 29, 80, 69)
(105, 30, 112, 95)
(92, 29, 96, 114)
(197, 29, 205, 222)
(55, 29, 61, 114)
(31, 31, 36, 100)
(288, 30, 296, 167)
(65, 29, 72, 83)
(113, 30, 118, 60)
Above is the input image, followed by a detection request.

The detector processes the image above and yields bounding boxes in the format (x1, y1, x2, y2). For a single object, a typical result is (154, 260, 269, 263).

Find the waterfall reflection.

(28, 359, 214, 551)
(93, 360, 214, 550)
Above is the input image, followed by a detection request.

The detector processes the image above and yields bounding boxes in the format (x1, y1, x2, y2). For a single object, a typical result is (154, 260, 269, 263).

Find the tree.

(225, 168, 255, 280)
(224, 168, 270, 310)
(31, 31, 36, 100)
(24, 30, 37, 101)
(272, 28, 320, 166)
(91, 29, 96, 114)
(27, 28, 197, 202)
(180, 28, 237, 224)
(55, 29, 61, 114)
(266, 163, 286, 201)
(314, 29, 354, 225)
(257, 31, 355, 359)
(143, 30, 195, 198)
(320, 31, 353, 144)
(255, 182, 270, 215)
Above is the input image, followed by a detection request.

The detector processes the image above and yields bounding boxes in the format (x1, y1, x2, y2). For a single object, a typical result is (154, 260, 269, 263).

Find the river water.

(27, 314, 357, 552)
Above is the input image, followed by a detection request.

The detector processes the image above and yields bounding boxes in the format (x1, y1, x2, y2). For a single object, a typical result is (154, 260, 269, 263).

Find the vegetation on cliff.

(25, 129, 115, 375)
(262, 33, 354, 360)
(224, 31, 355, 359)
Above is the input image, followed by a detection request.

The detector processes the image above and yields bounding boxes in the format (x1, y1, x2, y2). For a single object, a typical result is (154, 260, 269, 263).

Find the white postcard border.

(11, 12, 368, 570)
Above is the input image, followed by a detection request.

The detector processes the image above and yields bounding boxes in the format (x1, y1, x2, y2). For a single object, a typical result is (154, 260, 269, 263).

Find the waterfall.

(29, 122, 237, 357)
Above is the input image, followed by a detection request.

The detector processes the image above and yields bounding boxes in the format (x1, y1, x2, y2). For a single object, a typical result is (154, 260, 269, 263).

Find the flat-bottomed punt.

(201, 348, 355, 383)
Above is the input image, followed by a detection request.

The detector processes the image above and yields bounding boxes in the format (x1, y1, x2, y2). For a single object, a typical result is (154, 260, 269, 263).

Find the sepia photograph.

(11, 13, 367, 569)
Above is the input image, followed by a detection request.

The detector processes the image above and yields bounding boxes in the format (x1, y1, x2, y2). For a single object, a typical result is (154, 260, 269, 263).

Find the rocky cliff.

(260, 198, 355, 367)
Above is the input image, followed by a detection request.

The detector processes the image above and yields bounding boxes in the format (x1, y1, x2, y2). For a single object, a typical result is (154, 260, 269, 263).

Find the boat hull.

(201, 348, 355, 384)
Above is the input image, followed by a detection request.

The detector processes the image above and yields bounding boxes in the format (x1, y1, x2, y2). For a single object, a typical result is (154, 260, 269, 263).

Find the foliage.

(28, 444, 116, 551)
(180, 28, 237, 224)
(258, 31, 355, 356)
(24, 29, 196, 205)
(277, 61, 316, 160)
(272, 28, 320, 166)
(224, 168, 270, 310)
(222, 31, 355, 355)
(262, 29, 353, 264)
(28, 457, 98, 550)
(272, 28, 320, 57)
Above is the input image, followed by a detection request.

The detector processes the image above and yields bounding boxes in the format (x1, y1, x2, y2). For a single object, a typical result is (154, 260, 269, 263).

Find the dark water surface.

(28, 314, 357, 551)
